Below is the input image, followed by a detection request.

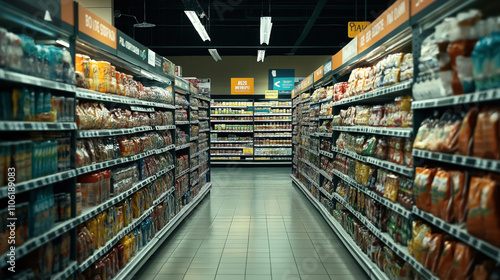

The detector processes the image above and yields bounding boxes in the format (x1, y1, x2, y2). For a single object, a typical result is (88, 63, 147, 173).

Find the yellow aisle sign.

(243, 148, 253, 155)
(348, 21, 370, 38)
(265, 90, 279, 99)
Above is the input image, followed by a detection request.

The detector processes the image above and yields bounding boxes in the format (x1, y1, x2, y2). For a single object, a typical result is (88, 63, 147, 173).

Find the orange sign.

(231, 78, 254, 95)
(313, 66, 323, 82)
(348, 21, 370, 38)
(411, 0, 436, 16)
(61, 0, 74, 26)
(357, 0, 410, 53)
(303, 74, 313, 89)
(78, 4, 117, 49)
(331, 50, 343, 73)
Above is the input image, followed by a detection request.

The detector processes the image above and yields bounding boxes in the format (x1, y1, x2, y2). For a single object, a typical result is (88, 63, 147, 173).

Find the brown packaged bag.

(457, 107, 478, 156)
(473, 106, 500, 159)
(415, 167, 437, 213)
(467, 175, 500, 247)
(472, 260, 495, 280)
(437, 240, 456, 280)
(448, 242, 475, 280)
(438, 119, 462, 153)
(424, 233, 444, 274)
(436, 170, 453, 222)
(450, 170, 468, 223)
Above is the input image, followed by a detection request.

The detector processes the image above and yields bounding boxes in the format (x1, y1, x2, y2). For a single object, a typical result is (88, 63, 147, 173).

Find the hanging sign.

(117, 30, 148, 67)
(348, 21, 371, 38)
(323, 60, 332, 76)
(357, 0, 410, 53)
(411, 0, 436, 16)
(78, 4, 116, 49)
(231, 78, 254, 95)
(265, 90, 279, 99)
(331, 50, 343, 73)
(342, 39, 358, 64)
(313, 66, 324, 82)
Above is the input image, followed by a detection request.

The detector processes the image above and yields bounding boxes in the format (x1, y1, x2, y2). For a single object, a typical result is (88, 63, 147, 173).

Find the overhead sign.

(411, 0, 436, 16)
(357, 0, 410, 53)
(332, 50, 343, 73)
(78, 4, 117, 49)
(323, 60, 332, 75)
(342, 38, 358, 64)
(231, 78, 254, 95)
(265, 90, 279, 99)
(273, 78, 295, 91)
(348, 21, 371, 38)
(313, 66, 324, 82)
(61, 0, 74, 26)
(117, 30, 147, 67)
(269, 69, 295, 94)
(175, 77, 189, 93)
(198, 78, 211, 95)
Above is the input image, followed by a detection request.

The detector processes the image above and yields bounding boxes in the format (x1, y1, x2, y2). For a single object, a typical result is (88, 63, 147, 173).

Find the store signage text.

(342, 39, 358, 64)
(265, 90, 279, 99)
(119, 36, 142, 57)
(231, 78, 254, 95)
(323, 60, 332, 75)
(411, 0, 436, 16)
(313, 66, 323, 82)
(348, 21, 370, 38)
(78, 4, 117, 49)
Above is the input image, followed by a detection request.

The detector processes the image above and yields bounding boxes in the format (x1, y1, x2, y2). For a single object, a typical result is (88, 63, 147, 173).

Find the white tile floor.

(133, 167, 369, 280)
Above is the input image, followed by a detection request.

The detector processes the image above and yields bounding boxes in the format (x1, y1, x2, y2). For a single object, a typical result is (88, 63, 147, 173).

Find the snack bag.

(473, 106, 500, 159)
(424, 233, 445, 274)
(437, 241, 456, 279)
(431, 169, 453, 222)
(457, 107, 478, 156)
(414, 167, 437, 213)
(448, 242, 475, 280)
(451, 170, 468, 223)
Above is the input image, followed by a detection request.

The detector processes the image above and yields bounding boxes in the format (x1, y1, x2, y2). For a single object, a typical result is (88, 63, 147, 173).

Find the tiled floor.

(134, 167, 368, 280)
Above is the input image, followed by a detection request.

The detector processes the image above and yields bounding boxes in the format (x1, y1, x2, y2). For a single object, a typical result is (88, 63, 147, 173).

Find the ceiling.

(113, 0, 393, 57)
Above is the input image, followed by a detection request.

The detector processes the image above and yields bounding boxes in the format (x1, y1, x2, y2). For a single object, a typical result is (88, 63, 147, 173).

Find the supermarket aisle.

(135, 167, 368, 280)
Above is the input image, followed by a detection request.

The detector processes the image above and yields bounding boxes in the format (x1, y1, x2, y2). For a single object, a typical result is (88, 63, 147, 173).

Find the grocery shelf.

(0, 169, 76, 199)
(176, 169, 190, 178)
(76, 88, 174, 109)
(254, 119, 292, 122)
(254, 105, 291, 108)
(254, 135, 292, 138)
(254, 145, 292, 147)
(175, 143, 191, 150)
(311, 117, 320, 121)
(73, 175, 158, 228)
(211, 130, 253, 133)
(190, 164, 200, 171)
(190, 136, 199, 141)
(413, 149, 500, 173)
(51, 261, 78, 280)
(191, 178, 200, 186)
(174, 88, 189, 95)
(156, 144, 176, 154)
(156, 165, 175, 177)
(331, 169, 412, 219)
(300, 146, 319, 156)
(190, 120, 199, 124)
(319, 150, 334, 159)
(0, 121, 77, 131)
(412, 207, 500, 262)
(211, 114, 253, 117)
(77, 126, 154, 138)
(176, 121, 190, 125)
(199, 117, 210, 120)
(254, 113, 292, 116)
(332, 80, 412, 106)
(331, 147, 413, 177)
(76, 150, 155, 175)
(0, 216, 75, 267)
(155, 125, 176, 130)
(199, 169, 209, 179)
(319, 115, 334, 120)
(198, 138, 209, 143)
(191, 106, 199, 110)
(412, 88, 500, 109)
(299, 97, 311, 104)
(319, 169, 333, 181)
(300, 172, 319, 188)
(332, 192, 435, 280)
(332, 126, 413, 138)
(210, 153, 253, 156)
(300, 158, 320, 173)
(210, 120, 253, 123)
(78, 187, 175, 272)
(0, 68, 76, 93)
(254, 154, 292, 157)
(316, 132, 332, 137)
(130, 106, 155, 112)
(211, 140, 252, 143)
(211, 106, 249, 108)
(199, 129, 210, 132)
(254, 129, 292, 132)
(291, 175, 388, 280)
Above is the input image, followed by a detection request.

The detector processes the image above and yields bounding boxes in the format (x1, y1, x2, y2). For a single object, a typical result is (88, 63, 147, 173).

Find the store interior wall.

(169, 55, 331, 95)
(76, 0, 114, 25)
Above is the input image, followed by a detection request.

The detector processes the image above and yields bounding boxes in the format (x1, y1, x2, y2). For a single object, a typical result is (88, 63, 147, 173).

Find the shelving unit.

(0, 3, 211, 279)
(210, 99, 292, 165)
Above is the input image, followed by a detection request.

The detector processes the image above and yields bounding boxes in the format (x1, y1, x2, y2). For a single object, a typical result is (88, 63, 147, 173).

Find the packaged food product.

(457, 107, 478, 156)
(384, 174, 399, 202)
(473, 106, 500, 159)
(424, 233, 444, 274)
(431, 169, 453, 222)
(451, 170, 468, 223)
(467, 175, 500, 247)
(437, 240, 456, 279)
(414, 167, 437, 213)
(448, 242, 475, 280)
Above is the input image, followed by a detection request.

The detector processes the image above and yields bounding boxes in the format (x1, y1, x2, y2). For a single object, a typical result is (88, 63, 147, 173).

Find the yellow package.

(131, 193, 139, 218)
(97, 213, 105, 247)
(86, 217, 99, 249)
(129, 233, 136, 257)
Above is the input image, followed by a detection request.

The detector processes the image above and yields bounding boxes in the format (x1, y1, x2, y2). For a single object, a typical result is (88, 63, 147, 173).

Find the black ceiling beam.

(149, 45, 343, 49)
(289, 0, 328, 55)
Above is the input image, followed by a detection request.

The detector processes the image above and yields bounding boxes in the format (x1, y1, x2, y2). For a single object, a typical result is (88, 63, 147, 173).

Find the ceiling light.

(184, 10, 211, 41)
(257, 50, 266, 62)
(209, 49, 222, 61)
(56, 39, 69, 48)
(260, 17, 272, 45)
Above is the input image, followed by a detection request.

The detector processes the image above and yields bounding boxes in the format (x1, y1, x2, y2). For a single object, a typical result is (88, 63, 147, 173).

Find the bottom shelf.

(111, 182, 212, 280)
(291, 175, 388, 280)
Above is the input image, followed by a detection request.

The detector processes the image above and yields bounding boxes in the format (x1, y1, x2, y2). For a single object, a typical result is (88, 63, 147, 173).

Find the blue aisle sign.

(269, 69, 295, 94)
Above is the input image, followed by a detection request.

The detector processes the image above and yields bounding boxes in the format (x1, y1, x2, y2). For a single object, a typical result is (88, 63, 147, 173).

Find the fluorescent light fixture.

(209, 49, 222, 61)
(140, 69, 153, 79)
(184, 10, 211, 41)
(55, 39, 70, 48)
(257, 50, 265, 62)
(260, 17, 273, 45)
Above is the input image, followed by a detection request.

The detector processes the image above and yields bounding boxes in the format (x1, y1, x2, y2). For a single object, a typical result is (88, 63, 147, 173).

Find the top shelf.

(211, 106, 250, 109)
(0, 68, 76, 93)
(332, 80, 412, 107)
(412, 88, 500, 109)
(76, 88, 175, 109)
